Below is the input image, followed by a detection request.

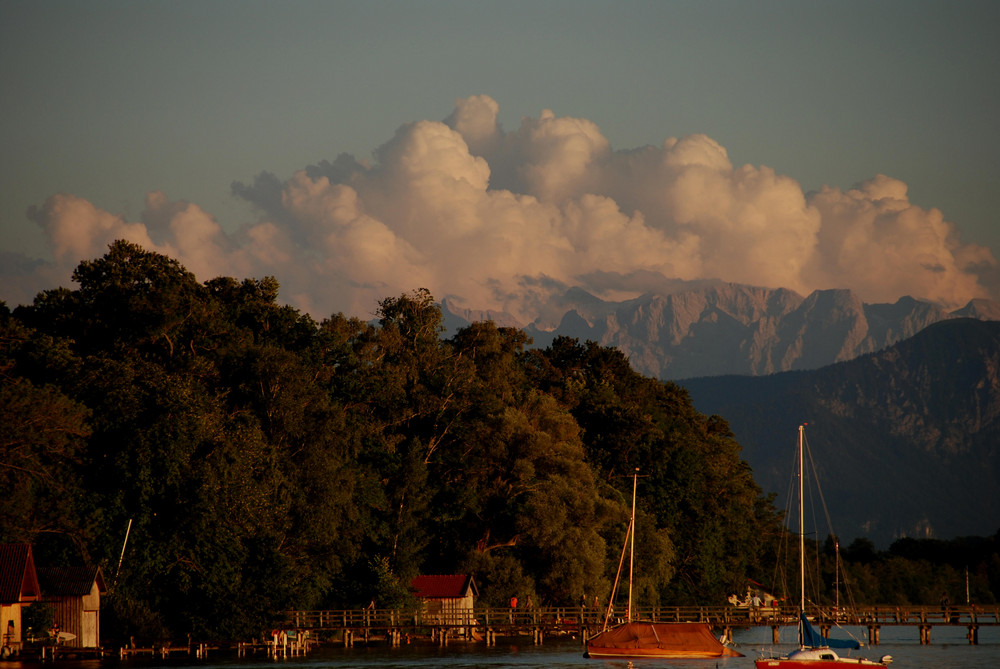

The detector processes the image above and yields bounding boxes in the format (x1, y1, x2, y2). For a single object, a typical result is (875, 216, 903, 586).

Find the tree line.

(1, 241, 996, 642)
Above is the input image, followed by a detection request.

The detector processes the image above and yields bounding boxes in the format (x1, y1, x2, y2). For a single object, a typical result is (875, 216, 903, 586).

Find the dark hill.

(681, 319, 1000, 547)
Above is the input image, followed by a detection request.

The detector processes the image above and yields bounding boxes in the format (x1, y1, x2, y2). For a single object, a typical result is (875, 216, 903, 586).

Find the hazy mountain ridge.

(681, 319, 1000, 547)
(440, 298, 524, 332)
(443, 283, 1000, 379)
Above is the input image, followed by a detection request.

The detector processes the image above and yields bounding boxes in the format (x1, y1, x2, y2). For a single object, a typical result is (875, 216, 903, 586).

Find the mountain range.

(681, 318, 1000, 547)
(443, 282, 1000, 380)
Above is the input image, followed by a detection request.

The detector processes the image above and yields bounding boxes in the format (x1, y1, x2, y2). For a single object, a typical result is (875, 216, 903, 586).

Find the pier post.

(919, 625, 931, 645)
(771, 625, 781, 645)
(967, 625, 979, 645)
(867, 625, 880, 645)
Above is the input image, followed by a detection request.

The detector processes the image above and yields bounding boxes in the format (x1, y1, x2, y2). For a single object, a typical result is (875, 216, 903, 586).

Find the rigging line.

(603, 517, 632, 633)
(801, 430, 860, 611)
(603, 469, 647, 631)
(772, 437, 801, 601)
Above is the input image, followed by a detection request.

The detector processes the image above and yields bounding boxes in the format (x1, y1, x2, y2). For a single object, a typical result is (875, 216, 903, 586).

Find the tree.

(526, 337, 775, 604)
(3, 242, 800, 638)
(0, 316, 92, 562)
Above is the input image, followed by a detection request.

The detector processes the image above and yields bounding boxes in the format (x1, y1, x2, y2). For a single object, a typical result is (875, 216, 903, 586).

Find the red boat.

(756, 645, 892, 668)
(753, 612, 892, 667)
(754, 426, 891, 668)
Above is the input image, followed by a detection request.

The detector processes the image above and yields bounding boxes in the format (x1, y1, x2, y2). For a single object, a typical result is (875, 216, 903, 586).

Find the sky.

(2, 0, 998, 323)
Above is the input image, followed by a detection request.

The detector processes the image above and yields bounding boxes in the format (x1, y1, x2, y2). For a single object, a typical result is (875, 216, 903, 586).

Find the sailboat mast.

(798, 424, 806, 645)
(835, 540, 840, 612)
(628, 468, 638, 622)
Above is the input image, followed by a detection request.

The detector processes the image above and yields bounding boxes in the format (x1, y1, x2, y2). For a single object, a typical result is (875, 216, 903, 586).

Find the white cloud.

(806, 176, 996, 306)
(5, 96, 996, 319)
(28, 193, 155, 266)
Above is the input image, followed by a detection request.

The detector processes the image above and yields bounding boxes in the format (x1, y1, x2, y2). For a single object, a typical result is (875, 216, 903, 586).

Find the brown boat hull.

(585, 621, 743, 659)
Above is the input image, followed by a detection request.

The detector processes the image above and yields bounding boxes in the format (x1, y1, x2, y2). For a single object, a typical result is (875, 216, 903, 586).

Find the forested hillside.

(1, 241, 779, 641)
(682, 319, 1000, 547)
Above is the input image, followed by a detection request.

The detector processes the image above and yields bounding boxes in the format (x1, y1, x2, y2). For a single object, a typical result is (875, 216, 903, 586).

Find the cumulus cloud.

(4, 96, 997, 321)
(805, 175, 996, 306)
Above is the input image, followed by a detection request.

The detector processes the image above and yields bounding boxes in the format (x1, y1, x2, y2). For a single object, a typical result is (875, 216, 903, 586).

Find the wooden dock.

(19, 633, 313, 661)
(13, 604, 995, 661)
(281, 604, 1000, 647)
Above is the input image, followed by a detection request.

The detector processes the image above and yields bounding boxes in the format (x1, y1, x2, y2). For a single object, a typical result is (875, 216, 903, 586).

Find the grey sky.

(2, 0, 998, 314)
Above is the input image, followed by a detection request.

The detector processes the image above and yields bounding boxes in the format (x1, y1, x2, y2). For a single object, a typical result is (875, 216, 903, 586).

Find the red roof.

(410, 574, 476, 599)
(0, 544, 41, 604)
(36, 566, 107, 597)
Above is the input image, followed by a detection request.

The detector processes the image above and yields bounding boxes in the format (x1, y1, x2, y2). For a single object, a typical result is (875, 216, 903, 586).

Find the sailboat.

(755, 426, 892, 668)
(585, 469, 742, 659)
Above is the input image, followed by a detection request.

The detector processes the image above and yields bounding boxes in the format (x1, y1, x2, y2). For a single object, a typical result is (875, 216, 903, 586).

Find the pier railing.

(282, 603, 1000, 631)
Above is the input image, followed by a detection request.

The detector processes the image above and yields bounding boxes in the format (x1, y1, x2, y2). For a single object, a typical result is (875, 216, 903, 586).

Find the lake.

(7, 626, 1000, 669)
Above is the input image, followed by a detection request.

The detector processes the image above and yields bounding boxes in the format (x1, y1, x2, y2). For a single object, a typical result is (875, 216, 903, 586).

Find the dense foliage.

(3, 241, 993, 642)
(760, 533, 1000, 613)
(0, 242, 776, 639)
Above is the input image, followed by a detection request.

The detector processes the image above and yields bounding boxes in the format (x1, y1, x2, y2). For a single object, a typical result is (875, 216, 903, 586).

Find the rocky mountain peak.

(443, 283, 1000, 379)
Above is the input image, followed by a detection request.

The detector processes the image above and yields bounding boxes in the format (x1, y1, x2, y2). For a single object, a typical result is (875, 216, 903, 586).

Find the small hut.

(35, 566, 106, 648)
(0, 544, 41, 657)
(410, 574, 477, 628)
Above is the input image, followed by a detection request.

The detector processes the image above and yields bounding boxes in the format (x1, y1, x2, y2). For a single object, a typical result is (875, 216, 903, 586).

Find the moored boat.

(756, 646, 893, 668)
(585, 469, 742, 659)
(754, 426, 891, 668)
(587, 620, 742, 658)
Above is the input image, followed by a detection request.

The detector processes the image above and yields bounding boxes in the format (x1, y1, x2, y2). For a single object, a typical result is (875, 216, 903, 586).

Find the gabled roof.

(0, 544, 41, 604)
(410, 574, 476, 599)
(36, 566, 107, 597)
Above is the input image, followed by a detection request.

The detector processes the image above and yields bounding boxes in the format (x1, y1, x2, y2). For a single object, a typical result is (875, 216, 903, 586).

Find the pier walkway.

(281, 604, 1000, 647)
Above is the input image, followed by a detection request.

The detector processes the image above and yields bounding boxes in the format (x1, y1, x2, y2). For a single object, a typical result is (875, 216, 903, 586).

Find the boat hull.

(755, 647, 891, 668)
(585, 621, 742, 659)
(589, 647, 733, 659)
(756, 661, 889, 668)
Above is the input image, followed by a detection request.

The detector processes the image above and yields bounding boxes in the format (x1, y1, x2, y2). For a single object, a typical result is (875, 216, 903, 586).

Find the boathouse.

(410, 574, 477, 627)
(36, 566, 107, 648)
(0, 544, 41, 658)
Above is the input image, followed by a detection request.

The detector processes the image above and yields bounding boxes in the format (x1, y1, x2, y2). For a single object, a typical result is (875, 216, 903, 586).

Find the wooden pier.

(20, 632, 313, 661)
(281, 604, 1000, 647)
(13, 604, 996, 661)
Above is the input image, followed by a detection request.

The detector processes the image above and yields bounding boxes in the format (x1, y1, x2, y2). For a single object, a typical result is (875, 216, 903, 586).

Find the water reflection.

(6, 626, 1000, 669)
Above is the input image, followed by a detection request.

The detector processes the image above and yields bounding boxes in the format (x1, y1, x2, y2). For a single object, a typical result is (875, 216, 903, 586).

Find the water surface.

(8, 626, 1000, 669)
